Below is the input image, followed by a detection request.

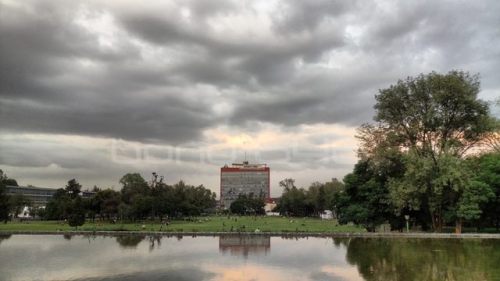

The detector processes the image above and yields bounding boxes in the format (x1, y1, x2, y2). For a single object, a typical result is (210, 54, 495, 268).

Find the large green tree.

(277, 179, 311, 216)
(372, 71, 491, 158)
(359, 71, 495, 232)
(67, 197, 85, 229)
(335, 159, 402, 232)
(92, 188, 122, 220)
(278, 178, 344, 217)
(65, 179, 82, 199)
(45, 179, 85, 222)
(44, 188, 70, 220)
(169, 181, 216, 217)
(120, 173, 150, 204)
(469, 152, 500, 230)
(307, 179, 343, 215)
(390, 151, 494, 232)
(118, 173, 151, 220)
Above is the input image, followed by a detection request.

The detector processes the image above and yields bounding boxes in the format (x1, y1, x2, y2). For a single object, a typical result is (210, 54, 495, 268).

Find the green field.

(0, 216, 365, 233)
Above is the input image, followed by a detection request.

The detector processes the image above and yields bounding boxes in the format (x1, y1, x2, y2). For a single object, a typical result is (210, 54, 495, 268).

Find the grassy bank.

(0, 216, 364, 233)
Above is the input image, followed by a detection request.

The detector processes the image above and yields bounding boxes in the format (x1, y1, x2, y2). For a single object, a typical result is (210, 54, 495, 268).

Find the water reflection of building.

(219, 235, 271, 257)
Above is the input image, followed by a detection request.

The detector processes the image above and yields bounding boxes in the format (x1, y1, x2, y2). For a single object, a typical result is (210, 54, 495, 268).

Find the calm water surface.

(0, 234, 499, 281)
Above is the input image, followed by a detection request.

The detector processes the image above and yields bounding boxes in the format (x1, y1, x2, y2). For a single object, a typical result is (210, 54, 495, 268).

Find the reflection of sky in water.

(0, 235, 362, 281)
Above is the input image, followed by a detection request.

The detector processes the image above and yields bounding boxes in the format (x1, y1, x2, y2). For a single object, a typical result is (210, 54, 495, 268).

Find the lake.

(0, 234, 499, 281)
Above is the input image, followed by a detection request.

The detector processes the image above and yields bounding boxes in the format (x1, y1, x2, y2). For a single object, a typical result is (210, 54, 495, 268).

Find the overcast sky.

(1, 0, 499, 196)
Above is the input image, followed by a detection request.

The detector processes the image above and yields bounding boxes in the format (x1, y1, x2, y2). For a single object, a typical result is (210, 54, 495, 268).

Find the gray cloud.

(1, 0, 499, 189)
(273, 0, 359, 34)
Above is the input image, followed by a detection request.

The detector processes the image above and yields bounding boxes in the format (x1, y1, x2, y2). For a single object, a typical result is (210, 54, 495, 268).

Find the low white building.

(16, 206, 33, 219)
(320, 210, 334, 220)
(264, 199, 277, 213)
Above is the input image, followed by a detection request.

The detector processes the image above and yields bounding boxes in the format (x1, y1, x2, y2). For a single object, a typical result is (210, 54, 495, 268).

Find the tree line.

(276, 178, 344, 217)
(229, 193, 266, 215)
(0, 171, 216, 227)
(46, 173, 216, 225)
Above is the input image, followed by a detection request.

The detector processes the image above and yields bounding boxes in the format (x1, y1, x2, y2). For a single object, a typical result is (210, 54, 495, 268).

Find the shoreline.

(1, 230, 500, 239)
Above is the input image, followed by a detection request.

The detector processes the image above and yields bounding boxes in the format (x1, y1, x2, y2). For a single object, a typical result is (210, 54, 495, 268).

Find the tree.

(359, 71, 495, 232)
(455, 181, 493, 233)
(230, 194, 265, 215)
(277, 179, 311, 217)
(481, 119, 500, 153)
(306, 179, 344, 215)
(0, 170, 18, 186)
(277, 178, 344, 217)
(169, 181, 216, 217)
(116, 172, 216, 220)
(65, 179, 82, 199)
(306, 182, 326, 215)
(481, 99, 500, 152)
(390, 151, 494, 233)
(28, 206, 46, 219)
(0, 180, 9, 223)
(335, 159, 400, 232)
(470, 152, 500, 230)
(67, 197, 85, 229)
(44, 188, 70, 220)
(8, 194, 31, 218)
(45, 180, 85, 221)
(118, 173, 151, 220)
(120, 173, 149, 203)
(0, 172, 36, 220)
(373, 70, 491, 158)
(92, 189, 121, 220)
(129, 194, 153, 220)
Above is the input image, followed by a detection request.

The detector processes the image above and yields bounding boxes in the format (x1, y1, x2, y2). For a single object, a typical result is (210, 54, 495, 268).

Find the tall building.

(220, 161, 270, 209)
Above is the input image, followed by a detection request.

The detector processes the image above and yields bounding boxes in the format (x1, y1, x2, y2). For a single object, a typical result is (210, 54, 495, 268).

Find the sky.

(1, 0, 499, 197)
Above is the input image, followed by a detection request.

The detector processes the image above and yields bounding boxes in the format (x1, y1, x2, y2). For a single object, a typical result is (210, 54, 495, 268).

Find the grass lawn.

(0, 216, 365, 233)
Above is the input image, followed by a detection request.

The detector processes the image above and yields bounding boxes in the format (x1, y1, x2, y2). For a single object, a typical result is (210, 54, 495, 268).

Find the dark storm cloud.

(1, 92, 214, 143)
(0, 2, 137, 100)
(0, 1, 500, 143)
(0, 1, 220, 143)
(116, 7, 346, 86)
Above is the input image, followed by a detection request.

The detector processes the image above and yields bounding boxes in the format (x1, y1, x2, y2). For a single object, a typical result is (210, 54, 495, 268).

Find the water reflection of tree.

(148, 235, 162, 252)
(340, 238, 500, 281)
(115, 235, 164, 251)
(0, 234, 11, 245)
(116, 235, 146, 249)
